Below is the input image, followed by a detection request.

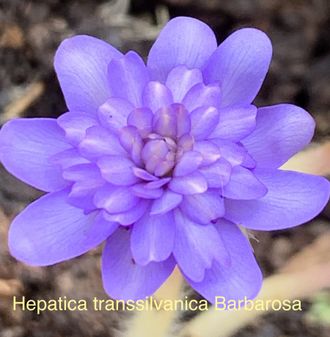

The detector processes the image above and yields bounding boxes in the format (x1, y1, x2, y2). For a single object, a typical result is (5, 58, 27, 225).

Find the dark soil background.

(0, 0, 329, 336)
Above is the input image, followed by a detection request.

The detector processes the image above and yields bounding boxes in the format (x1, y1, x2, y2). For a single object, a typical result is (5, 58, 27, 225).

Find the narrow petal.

(8, 190, 115, 266)
(211, 139, 247, 166)
(199, 158, 232, 188)
(133, 167, 158, 181)
(57, 112, 97, 145)
(127, 108, 153, 137)
(119, 126, 143, 165)
(165, 66, 203, 102)
(102, 228, 176, 300)
(79, 126, 126, 160)
(174, 151, 203, 177)
(142, 82, 173, 113)
(242, 104, 315, 168)
(223, 166, 268, 200)
(203, 28, 272, 108)
(97, 156, 138, 186)
(180, 191, 225, 225)
(94, 185, 139, 213)
(50, 148, 89, 169)
(187, 219, 262, 302)
(108, 51, 149, 107)
(147, 17, 217, 81)
(182, 83, 221, 111)
(193, 141, 221, 166)
(209, 105, 257, 141)
(150, 190, 183, 215)
(102, 199, 150, 226)
(225, 169, 330, 230)
(190, 106, 219, 140)
(169, 171, 208, 195)
(54, 35, 122, 113)
(0, 118, 70, 192)
(131, 184, 164, 199)
(173, 210, 230, 282)
(131, 212, 175, 265)
(98, 98, 134, 132)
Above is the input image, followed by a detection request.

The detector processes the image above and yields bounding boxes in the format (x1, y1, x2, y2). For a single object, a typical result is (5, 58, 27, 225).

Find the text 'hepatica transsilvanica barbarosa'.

(1, 17, 329, 302)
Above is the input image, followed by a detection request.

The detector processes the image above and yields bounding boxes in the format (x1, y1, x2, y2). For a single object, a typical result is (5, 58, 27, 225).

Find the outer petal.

(108, 51, 149, 107)
(203, 28, 272, 108)
(209, 105, 257, 141)
(0, 118, 70, 192)
(54, 35, 122, 113)
(8, 190, 116, 266)
(242, 104, 315, 168)
(187, 220, 262, 303)
(147, 17, 217, 82)
(131, 212, 175, 265)
(173, 210, 230, 282)
(102, 228, 176, 300)
(225, 169, 330, 230)
(223, 166, 268, 200)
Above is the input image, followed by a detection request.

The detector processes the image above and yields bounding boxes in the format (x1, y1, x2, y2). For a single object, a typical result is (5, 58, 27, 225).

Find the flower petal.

(190, 106, 219, 140)
(0, 118, 70, 192)
(223, 166, 268, 200)
(174, 151, 203, 177)
(131, 212, 175, 265)
(94, 185, 139, 213)
(203, 28, 272, 108)
(102, 199, 150, 225)
(193, 141, 221, 166)
(54, 35, 121, 113)
(180, 191, 225, 224)
(102, 228, 176, 300)
(209, 105, 257, 141)
(8, 190, 116, 266)
(150, 190, 183, 215)
(211, 139, 247, 166)
(142, 82, 173, 113)
(97, 156, 138, 186)
(199, 158, 232, 188)
(108, 51, 149, 107)
(165, 66, 203, 102)
(147, 17, 217, 82)
(79, 126, 126, 160)
(57, 112, 98, 145)
(131, 184, 164, 199)
(182, 83, 221, 111)
(225, 169, 330, 230)
(187, 219, 262, 303)
(127, 108, 153, 137)
(242, 104, 315, 168)
(173, 210, 230, 282)
(98, 98, 134, 132)
(169, 171, 208, 195)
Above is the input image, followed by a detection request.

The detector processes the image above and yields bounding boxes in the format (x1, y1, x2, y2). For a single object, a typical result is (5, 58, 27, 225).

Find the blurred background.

(0, 0, 329, 336)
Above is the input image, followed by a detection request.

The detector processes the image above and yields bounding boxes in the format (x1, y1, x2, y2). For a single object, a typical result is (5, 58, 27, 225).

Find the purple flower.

(1, 17, 329, 302)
